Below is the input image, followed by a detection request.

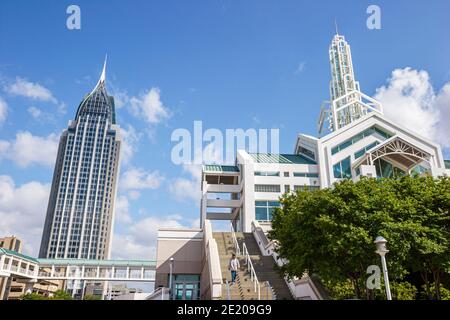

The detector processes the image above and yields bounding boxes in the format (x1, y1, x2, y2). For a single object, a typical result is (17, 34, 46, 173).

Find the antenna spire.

(335, 19, 339, 35)
(99, 54, 107, 84)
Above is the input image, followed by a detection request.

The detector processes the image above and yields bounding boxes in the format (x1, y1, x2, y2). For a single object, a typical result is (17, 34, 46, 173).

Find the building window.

(354, 141, 380, 159)
(374, 158, 405, 178)
(172, 275, 200, 300)
(333, 157, 352, 179)
(284, 172, 289, 177)
(254, 171, 280, 177)
(293, 185, 320, 191)
(284, 185, 290, 193)
(254, 184, 281, 192)
(298, 146, 315, 160)
(255, 201, 280, 221)
(331, 126, 391, 155)
(293, 172, 319, 178)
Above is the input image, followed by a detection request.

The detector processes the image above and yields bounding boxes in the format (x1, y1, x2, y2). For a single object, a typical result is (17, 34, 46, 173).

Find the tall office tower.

(318, 33, 383, 135)
(39, 59, 121, 260)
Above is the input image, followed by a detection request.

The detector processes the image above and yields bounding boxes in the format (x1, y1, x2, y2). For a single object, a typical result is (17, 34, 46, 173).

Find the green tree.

(269, 176, 450, 300)
(51, 290, 74, 300)
(21, 292, 48, 300)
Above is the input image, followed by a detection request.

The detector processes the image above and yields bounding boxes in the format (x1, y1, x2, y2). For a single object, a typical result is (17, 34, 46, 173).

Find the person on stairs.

(229, 253, 240, 285)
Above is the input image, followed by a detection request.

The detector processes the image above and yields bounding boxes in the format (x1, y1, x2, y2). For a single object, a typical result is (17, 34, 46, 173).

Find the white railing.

(265, 281, 276, 300)
(230, 223, 241, 255)
(251, 220, 296, 299)
(242, 243, 260, 300)
(146, 287, 170, 300)
(225, 280, 231, 300)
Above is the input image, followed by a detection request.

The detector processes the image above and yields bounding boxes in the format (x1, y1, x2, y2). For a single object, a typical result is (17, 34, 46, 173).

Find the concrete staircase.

(213, 232, 292, 300)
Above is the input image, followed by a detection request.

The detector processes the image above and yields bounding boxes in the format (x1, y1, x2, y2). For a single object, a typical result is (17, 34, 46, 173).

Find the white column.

(7, 257, 13, 271)
(140, 267, 144, 279)
(126, 267, 130, 279)
(51, 265, 55, 277)
(96, 266, 100, 278)
(111, 266, 115, 279)
(0, 254, 5, 270)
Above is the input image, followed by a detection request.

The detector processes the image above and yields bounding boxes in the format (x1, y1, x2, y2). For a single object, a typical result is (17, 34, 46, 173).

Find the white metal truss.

(318, 34, 383, 135)
(354, 137, 431, 172)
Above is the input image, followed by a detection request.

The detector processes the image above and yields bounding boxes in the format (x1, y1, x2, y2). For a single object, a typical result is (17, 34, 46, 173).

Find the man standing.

(229, 253, 240, 285)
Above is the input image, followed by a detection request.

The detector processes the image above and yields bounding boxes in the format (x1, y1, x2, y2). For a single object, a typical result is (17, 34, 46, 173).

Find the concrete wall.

(155, 228, 204, 288)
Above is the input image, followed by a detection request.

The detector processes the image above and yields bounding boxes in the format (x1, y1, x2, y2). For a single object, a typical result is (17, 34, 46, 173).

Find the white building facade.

(200, 33, 450, 233)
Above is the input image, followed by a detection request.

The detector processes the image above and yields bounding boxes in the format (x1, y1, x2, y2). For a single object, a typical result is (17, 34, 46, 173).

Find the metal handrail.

(265, 281, 276, 300)
(225, 280, 231, 300)
(230, 223, 241, 255)
(242, 243, 260, 300)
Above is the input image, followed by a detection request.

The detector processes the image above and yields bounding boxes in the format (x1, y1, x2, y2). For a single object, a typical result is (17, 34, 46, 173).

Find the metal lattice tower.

(318, 33, 383, 135)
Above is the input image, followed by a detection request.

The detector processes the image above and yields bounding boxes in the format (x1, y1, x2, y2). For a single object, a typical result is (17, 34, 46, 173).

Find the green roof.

(249, 153, 316, 165)
(37, 258, 156, 267)
(445, 160, 450, 169)
(203, 165, 240, 173)
(0, 248, 39, 263)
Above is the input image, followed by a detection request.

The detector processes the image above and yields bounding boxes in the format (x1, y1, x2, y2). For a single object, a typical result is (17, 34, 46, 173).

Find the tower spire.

(90, 55, 107, 93)
(334, 19, 339, 35)
(99, 54, 107, 84)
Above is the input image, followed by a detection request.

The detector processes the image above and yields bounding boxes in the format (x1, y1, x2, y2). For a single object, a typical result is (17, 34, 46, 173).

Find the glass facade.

(293, 172, 319, 178)
(331, 126, 391, 155)
(354, 141, 380, 159)
(374, 158, 405, 178)
(171, 275, 200, 300)
(333, 157, 352, 179)
(254, 171, 280, 176)
(254, 184, 281, 192)
(39, 73, 120, 260)
(255, 201, 280, 221)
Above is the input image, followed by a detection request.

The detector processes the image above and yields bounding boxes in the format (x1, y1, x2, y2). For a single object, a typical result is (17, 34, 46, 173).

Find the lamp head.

(374, 236, 389, 256)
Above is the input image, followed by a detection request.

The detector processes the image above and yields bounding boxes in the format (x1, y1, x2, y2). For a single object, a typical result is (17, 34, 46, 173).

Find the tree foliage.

(269, 175, 450, 299)
(21, 289, 74, 300)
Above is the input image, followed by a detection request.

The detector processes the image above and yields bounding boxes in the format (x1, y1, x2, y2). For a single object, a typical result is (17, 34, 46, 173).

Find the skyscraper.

(39, 59, 121, 260)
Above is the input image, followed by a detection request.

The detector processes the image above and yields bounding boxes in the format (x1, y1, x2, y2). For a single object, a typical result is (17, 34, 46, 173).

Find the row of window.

(354, 141, 380, 159)
(255, 184, 320, 193)
(254, 171, 319, 178)
(331, 126, 391, 155)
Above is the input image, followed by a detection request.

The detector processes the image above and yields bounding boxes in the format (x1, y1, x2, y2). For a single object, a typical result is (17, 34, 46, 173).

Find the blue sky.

(0, 0, 450, 262)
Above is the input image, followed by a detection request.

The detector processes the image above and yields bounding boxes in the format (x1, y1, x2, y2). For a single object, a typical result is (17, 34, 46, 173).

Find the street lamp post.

(169, 257, 174, 300)
(374, 236, 392, 300)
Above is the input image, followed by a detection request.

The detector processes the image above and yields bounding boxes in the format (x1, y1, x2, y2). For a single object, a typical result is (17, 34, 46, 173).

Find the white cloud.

(170, 176, 201, 203)
(130, 88, 171, 124)
(0, 131, 59, 167)
(375, 67, 450, 149)
(169, 143, 225, 203)
(114, 195, 132, 224)
(27, 106, 42, 119)
(112, 89, 130, 109)
(294, 62, 306, 75)
(0, 175, 50, 256)
(111, 215, 186, 260)
(119, 124, 140, 165)
(5, 77, 57, 103)
(120, 168, 164, 191)
(0, 96, 7, 125)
